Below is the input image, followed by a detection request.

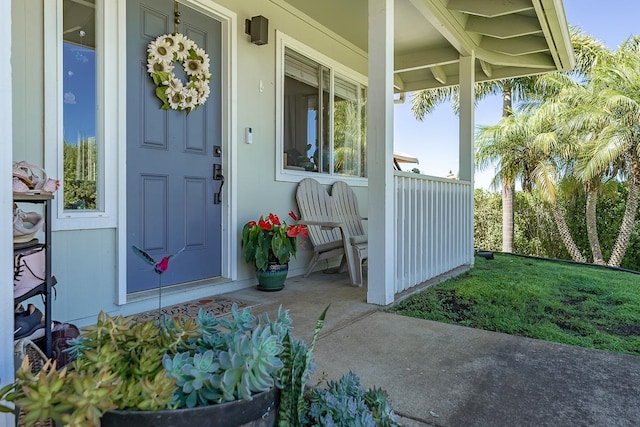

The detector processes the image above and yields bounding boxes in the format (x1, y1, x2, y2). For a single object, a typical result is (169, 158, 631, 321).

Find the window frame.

(275, 31, 368, 187)
(44, 0, 118, 230)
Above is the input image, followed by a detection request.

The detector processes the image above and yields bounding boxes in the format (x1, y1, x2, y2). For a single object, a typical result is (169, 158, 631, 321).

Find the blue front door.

(126, 0, 222, 292)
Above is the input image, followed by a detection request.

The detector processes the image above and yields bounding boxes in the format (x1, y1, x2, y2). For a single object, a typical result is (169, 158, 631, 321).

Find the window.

(46, 0, 117, 229)
(280, 43, 367, 179)
(63, 0, 98, 210)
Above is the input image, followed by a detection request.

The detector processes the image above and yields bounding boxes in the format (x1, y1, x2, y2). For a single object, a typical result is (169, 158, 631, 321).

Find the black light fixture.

(245, 15, 269, 45)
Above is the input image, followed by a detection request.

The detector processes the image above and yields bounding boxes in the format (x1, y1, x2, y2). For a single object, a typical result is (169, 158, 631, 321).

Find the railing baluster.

(394, 172, 473, 294)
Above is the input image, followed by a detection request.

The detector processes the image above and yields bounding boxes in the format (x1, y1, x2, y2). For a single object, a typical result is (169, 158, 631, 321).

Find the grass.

(388, 253, 640, 356)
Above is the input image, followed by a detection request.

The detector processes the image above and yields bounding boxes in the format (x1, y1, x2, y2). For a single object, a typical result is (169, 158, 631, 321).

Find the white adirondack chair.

(295, 178, 345, 278)
(295, 178, 368, 286)
(331, 181, 368, 285)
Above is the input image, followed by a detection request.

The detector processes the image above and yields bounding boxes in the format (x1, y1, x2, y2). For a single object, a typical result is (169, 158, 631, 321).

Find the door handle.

(213, 164, 224, 204)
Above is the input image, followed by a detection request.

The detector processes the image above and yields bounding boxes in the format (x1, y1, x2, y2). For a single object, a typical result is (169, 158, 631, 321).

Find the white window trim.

(44, 0, 118, 231)
(275, 31, 369, 187)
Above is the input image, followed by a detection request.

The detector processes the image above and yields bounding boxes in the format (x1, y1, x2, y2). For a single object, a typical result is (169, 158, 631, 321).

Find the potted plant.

(4, 304, 321, 427)
(241, 212, 308, 291)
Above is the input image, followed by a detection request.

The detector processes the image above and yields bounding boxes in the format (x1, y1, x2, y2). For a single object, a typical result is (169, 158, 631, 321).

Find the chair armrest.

(298, 220, 344, 231)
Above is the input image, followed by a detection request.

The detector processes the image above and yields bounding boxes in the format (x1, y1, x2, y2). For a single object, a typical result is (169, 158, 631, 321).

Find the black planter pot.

(101, 388, 279, 427)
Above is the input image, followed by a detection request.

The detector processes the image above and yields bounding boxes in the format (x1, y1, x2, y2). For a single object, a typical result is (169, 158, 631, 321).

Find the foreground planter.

(255, 262, 288, 292)
(101, 388, 279, 427)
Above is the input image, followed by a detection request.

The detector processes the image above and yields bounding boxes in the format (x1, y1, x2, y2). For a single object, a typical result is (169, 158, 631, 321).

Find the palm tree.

(413, 78, 535, 252)
(567, 36, 640, 266)
(476, 107, 586, 262)
(411, 29, 606, 253)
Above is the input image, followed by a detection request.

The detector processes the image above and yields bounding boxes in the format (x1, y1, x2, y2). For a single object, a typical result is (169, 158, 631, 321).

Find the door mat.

(134, 297, 252, 323)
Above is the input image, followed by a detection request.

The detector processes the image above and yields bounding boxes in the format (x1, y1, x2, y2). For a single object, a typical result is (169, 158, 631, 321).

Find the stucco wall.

(11, 0, 370, 324)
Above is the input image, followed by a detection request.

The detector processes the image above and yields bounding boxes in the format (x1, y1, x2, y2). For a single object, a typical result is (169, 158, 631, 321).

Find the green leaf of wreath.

(152, 71, 171, 86)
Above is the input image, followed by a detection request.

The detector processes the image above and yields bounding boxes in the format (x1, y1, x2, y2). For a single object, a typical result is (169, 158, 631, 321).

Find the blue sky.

(393, 0, 640, 190)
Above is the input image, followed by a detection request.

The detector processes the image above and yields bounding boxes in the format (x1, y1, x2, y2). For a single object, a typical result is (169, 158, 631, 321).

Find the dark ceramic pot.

(101, 388, 279, 427)
(255, 262, 288, 292)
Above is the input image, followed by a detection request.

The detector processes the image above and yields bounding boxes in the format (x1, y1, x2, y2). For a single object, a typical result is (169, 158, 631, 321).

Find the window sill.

(276, 168, 368, 187)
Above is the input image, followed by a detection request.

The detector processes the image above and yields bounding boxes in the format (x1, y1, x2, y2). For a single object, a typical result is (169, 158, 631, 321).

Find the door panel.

(127, 0, 222, 292)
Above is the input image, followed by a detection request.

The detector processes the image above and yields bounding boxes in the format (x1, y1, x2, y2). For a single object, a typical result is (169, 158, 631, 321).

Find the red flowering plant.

(241, 211, 308, 271)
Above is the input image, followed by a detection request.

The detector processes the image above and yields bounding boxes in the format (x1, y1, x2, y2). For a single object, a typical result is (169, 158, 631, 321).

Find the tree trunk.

(585, 184, 605, 265)
(500, 82, 515, 253)
(608, 174, 640, 267)
(551, 203, 586, 263)
(501, 182, 515, 253)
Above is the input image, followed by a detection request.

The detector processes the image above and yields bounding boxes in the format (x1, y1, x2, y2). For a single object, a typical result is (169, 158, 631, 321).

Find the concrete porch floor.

(224, 270, 640, 427)
(223, 269, 375, 342)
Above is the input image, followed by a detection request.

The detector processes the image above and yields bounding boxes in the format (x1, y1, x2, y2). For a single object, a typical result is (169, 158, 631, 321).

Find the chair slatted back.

(331, 180, 365, 238)
(296, 178, 342, 248)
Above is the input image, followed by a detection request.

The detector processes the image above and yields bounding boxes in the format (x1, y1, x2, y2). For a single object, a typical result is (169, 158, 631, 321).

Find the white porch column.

(367, 0, 395, 305)
(458, 54, 475, 265)
(1, 0, 14, 423)
(458, 54, 475, 182)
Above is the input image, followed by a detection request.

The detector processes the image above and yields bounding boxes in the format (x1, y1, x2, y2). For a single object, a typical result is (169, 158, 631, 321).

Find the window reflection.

(62, 0, 97, 210)
(283, 47, 367, 178)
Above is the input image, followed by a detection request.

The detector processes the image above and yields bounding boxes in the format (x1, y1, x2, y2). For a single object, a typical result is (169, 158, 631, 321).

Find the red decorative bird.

(132, 245, 185, 274)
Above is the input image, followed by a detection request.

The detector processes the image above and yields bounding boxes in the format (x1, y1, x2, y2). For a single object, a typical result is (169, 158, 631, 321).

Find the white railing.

(394, 172, 474, 294)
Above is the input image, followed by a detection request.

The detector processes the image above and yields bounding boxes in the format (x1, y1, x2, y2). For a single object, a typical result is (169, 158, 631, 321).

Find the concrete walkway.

(225, 271, 640, 427)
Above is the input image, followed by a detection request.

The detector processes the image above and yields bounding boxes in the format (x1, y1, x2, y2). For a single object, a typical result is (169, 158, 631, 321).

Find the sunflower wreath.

(146, 32, 211, 113)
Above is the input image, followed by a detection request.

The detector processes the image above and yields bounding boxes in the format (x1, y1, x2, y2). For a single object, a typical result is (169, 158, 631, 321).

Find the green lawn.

(388, 253, 640, 356)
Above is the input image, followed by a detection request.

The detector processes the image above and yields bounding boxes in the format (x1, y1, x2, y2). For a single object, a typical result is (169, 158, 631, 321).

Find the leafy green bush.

(474, 185, 640, 270)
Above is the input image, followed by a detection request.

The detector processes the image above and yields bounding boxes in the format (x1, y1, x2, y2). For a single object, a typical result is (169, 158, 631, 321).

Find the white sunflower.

(147, 37, 174, 63)
(193, 80, 210, 103)
(172, 33, 191, 61)
(166, 86, 185, 110)
(180, 87, 199, 111)
(184, 57, 204, 77)
(164, 77, 184, 91)
(180, 36, 195, 55)
(147, 58, 174, 75)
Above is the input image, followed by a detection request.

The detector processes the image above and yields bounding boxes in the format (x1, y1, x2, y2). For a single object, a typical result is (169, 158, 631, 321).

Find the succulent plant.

(163, 305, 290, 408)
(277, 305, 328, 427)
(8, 303, 400, 427)
(305, 372, 400, 427)
(8, 304, 294, 426)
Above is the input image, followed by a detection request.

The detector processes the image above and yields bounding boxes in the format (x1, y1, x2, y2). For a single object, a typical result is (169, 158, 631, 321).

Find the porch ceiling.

(280, 0, 574, 92)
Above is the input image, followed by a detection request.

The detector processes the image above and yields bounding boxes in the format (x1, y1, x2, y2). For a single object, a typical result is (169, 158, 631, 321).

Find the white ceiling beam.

(480, 60, 492, 78)
(402, 77, 460, 92)
(408, 0, 477, 56)
(401, 64, 551, 91)
(430, 65, 448, 84)
(394, 74, 405, 91)
(394, 47, 459, 72)
(532, 0, 575, 71)
(477, 48, 556, 69)
(466, 15, 542, 39)
(447, 0, 534, 18)
(480, 36, 550, 56)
